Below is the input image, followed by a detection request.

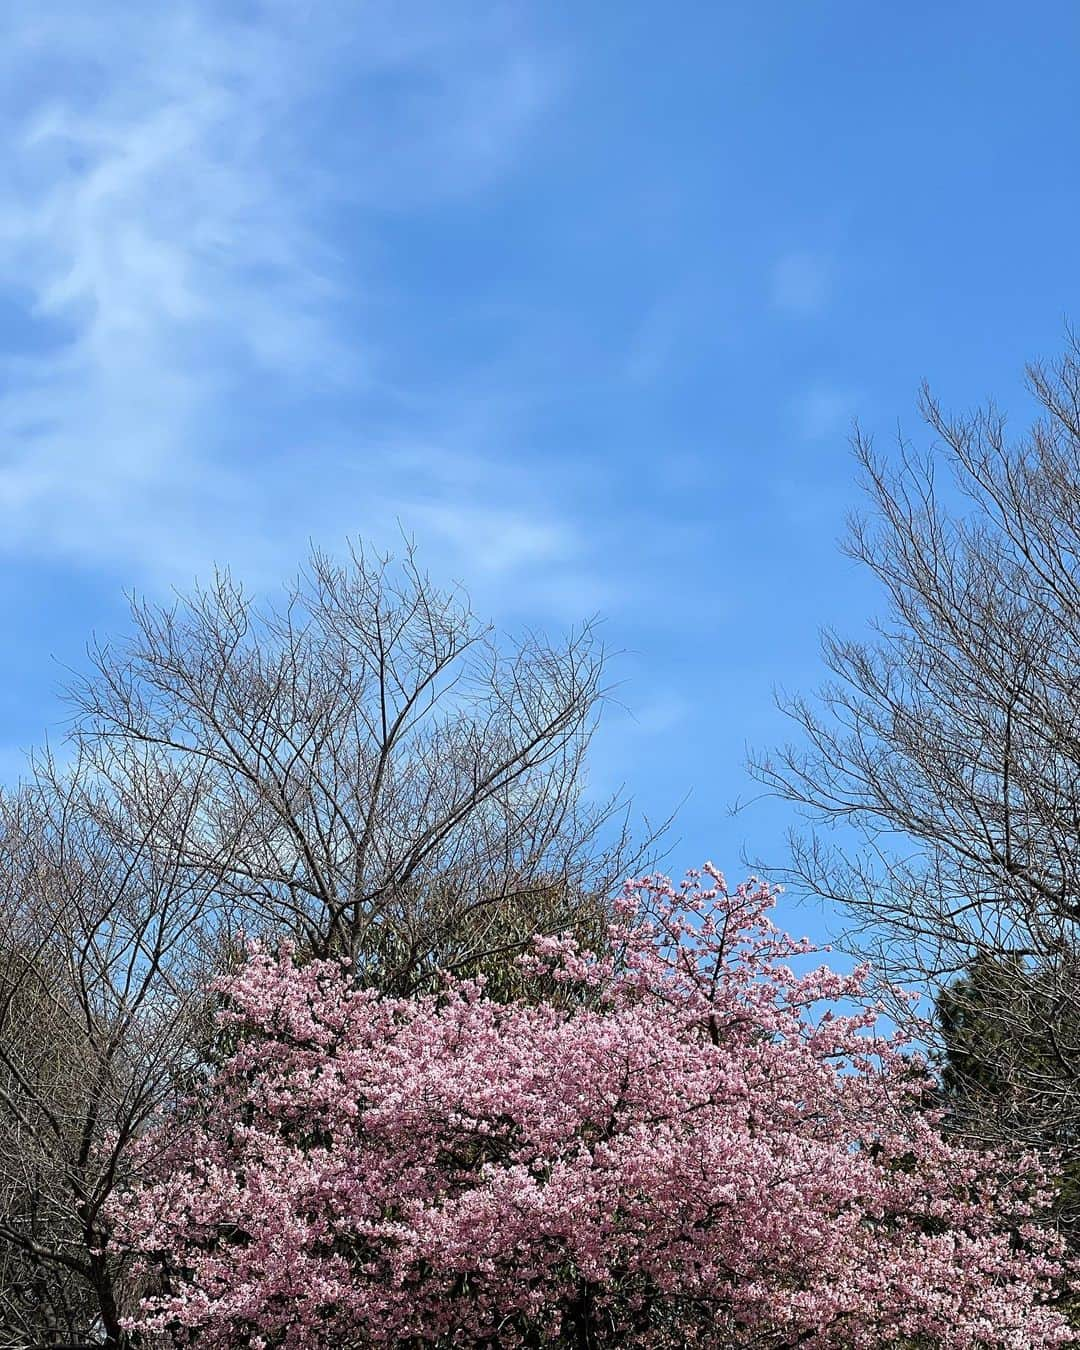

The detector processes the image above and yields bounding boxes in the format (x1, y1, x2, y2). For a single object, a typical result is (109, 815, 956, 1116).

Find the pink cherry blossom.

(112, 867, 1076, 1347)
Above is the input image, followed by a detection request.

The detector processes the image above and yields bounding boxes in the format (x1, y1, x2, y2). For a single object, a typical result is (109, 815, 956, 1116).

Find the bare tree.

(0, 752, 228, 1349)
(70, 541, 644, 983)
(0, 539, 654, 1344)
(751, 335, 1080, 1162)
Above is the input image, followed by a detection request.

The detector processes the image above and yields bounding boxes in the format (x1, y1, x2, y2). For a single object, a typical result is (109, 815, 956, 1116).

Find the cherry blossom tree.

(112, 869, 1076, 1348)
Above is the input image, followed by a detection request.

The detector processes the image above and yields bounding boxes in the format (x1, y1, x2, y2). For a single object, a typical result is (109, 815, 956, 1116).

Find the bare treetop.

(70, 540, 641, 979)
(753, 338, 1080, 982)
(750, 337, 1080, 1170)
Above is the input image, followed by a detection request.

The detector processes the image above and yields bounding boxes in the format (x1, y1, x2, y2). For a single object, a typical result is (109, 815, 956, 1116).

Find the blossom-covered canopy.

(113, 870, 1075, 1347)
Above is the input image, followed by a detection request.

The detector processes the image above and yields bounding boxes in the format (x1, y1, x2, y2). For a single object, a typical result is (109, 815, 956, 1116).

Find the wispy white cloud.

(794, 383, 859, 441)
(0, 2, 566, 591)
(624, 293, 687, 386)
(403, 501, 577, 576)
(769, 251, 830, 317)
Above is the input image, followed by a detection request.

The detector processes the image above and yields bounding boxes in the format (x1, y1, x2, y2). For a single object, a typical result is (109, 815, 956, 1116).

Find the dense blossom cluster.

(113, 869, 1076, 1347)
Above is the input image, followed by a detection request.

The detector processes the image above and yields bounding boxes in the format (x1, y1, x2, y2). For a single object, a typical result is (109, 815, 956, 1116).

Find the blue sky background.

(0, 1, 1077, 942)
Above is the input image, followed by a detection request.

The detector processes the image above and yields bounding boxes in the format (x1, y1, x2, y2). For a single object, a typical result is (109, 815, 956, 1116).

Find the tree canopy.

(112, 870, 1075, 1349)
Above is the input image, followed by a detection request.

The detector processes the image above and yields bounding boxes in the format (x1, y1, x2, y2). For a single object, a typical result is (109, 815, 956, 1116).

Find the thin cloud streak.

(795, 384, 859, 441)
(770, 251, 830, 317)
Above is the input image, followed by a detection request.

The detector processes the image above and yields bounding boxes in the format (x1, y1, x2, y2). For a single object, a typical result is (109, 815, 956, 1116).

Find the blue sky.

(0, 1, 1077, 941)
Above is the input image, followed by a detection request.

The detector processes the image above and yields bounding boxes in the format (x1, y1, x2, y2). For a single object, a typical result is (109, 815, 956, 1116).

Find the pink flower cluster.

(112, 869, 1075, 1347)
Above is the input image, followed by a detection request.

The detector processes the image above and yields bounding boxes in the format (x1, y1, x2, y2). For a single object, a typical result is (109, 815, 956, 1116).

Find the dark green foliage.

(936, 955, 1080, 1247)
